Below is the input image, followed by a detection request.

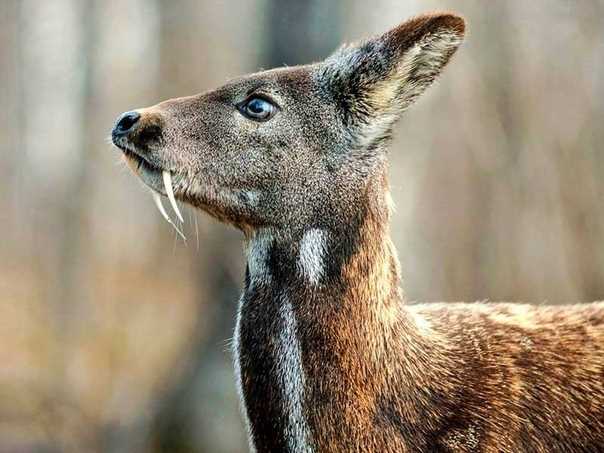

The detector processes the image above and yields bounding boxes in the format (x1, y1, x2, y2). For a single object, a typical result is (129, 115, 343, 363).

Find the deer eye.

(239, 96, 277, 121)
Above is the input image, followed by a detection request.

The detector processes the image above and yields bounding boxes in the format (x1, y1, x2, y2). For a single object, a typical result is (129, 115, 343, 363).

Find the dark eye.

(239, 96, 277, 121)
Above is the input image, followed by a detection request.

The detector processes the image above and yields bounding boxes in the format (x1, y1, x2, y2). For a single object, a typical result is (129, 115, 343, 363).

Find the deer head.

(111, 13, 465, 237)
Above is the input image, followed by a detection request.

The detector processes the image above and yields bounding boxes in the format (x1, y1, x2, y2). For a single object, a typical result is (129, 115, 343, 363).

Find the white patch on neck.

(246, 230, 273, 287)
(243, 190, 259, 206)
(232, 295, 256, 452)
(276, 294, 314, 452)
(297, 229, 327, 286)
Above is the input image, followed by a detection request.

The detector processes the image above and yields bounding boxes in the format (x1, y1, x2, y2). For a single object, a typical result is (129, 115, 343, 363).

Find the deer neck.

(234, 169, 438, 451)
(244, 167, 401, 301)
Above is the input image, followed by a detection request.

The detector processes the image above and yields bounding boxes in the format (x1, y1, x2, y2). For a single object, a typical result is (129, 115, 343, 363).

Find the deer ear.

(318, 13, 465, 147)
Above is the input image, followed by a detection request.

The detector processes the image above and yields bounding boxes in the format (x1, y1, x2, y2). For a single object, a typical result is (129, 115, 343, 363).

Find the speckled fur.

(114, 12, 604, 453)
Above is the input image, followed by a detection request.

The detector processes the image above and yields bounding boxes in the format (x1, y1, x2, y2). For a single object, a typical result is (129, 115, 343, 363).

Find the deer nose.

(112, 111, 140, 137)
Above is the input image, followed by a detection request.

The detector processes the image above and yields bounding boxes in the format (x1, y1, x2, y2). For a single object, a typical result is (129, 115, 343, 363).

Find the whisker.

(195, 211, 200, 252)
(223, 336, 235, 353)
(152, 191, 187, 241)
(172, 228, 178, 255)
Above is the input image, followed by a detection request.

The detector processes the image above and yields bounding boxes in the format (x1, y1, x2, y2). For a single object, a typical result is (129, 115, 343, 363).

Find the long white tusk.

(152, 190, 172, 223)
(152, 191, 186, 241)
(163, 170, 184, 223)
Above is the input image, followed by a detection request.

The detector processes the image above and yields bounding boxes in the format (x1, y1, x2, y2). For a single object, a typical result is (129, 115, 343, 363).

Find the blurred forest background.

(1, 0, 603, 452)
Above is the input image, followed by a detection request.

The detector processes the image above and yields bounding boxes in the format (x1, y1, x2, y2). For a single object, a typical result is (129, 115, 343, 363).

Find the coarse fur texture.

(112, 12, 604, 453)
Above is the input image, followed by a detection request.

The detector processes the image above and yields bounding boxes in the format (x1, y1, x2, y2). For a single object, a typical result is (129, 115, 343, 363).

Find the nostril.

(138, 124, 163, 144)
(114, 111, 141, 135)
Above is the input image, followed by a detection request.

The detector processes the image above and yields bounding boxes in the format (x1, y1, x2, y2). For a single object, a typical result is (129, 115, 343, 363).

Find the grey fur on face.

(113, 14, 465, 238)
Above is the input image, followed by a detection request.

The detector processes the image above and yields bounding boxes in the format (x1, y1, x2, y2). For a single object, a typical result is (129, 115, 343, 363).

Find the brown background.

(1, 0, 603, 451)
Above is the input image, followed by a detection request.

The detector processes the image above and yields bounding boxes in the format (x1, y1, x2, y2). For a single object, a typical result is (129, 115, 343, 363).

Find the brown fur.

(112, 12, 604, 452)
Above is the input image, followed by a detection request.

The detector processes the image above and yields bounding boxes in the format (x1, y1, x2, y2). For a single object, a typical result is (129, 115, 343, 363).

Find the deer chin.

(122, 151, 187, 241)
(122, 149, 164, 192)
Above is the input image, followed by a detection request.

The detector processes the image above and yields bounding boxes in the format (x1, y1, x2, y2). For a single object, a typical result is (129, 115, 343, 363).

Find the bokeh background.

(1, 0, 603, 451)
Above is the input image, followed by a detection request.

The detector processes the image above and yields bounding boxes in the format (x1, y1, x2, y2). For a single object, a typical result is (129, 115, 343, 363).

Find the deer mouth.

(120, 145, 163, 187)
(117, 143, 187, 240)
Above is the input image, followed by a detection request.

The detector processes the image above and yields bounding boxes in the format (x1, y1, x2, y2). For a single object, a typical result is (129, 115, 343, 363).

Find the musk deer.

(111, 12, 604, 453)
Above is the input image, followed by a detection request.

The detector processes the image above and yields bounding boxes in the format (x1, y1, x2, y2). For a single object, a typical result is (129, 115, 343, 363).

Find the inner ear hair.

(318, 12, 465, 136)
(388, 13, 466, 111)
